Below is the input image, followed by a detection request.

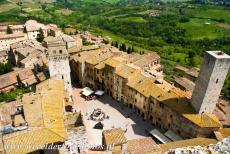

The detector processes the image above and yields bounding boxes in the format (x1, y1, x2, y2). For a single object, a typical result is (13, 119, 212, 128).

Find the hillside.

(0, 0, 229, 98)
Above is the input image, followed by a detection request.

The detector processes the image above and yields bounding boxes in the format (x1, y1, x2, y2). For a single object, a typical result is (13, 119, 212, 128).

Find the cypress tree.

(36, 28, 44, 42)
(6, 26, 13, 34)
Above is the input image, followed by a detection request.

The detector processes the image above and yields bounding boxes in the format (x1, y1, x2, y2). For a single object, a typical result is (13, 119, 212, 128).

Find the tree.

(119, 43, 126, 52)
(6, 26, 13, 34)
(16, 75, 24, 88)
(36, 28, 44, 42)
(0, 62, 13, 75)
(131, 46, 135, 53)
(127, 46, 131, 54)
(75, 113, 84, 127)
(114, 41, 119, 48)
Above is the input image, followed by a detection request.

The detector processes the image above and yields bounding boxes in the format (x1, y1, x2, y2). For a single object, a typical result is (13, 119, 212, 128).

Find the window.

(159, 102, 164, 108)
(216, 79, 219, 84)
(170, 115, 173, 118)
(59, 50, 63, 54)
(168, 124, 171, 128)
(177, 130, 181, 134)
(62, 75, 64, 79)
(150, 116, 153, 120)
(143, 105, 146, 109)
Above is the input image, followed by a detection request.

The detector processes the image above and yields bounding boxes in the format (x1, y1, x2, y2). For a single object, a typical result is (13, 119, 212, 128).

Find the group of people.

(85, 95, 96, 101)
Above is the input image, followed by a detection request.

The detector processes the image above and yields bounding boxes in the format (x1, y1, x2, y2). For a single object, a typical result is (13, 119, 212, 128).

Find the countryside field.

(0, 0, 229, 98)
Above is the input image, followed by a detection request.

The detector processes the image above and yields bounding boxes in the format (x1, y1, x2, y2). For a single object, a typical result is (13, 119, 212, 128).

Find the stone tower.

(191, 51, 230, 114)
(45, 36, 72, 97)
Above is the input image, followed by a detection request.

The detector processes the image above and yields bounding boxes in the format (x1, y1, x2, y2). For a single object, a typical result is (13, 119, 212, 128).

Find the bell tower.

(45, 36, 72, 97)
(191, 51, 230, 114)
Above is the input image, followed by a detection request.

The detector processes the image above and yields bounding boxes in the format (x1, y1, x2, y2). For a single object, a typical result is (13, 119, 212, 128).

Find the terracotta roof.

(183, 113, 222, 128)
(0, 67, 37, 90)
(95, 62, 105, 70)
(218, 128, 230, 138)
(104, 58, 122, 68)
(115, 64, 137, 79)
(159, 137, 217, 153)
(186, 68, 199, 78)
(3, 128, 66, 154)
(2, 79, 68, 154)
(0, 33, 25, 40)
(127, 72, 177, 99)
(0, 101, 21, 126)
(127, 137, 161, 154)
(103, 128, 127, 146)
(174, 65, 189, 72)
(13, 114, 25, 126)
(86, 50, 114, 65)
(133, 52, 159, 68)
(68, 46, 81, 54)
(44, 36, 64, 44)
(25, 20, 46, 32)
(174, 77, 195, 92)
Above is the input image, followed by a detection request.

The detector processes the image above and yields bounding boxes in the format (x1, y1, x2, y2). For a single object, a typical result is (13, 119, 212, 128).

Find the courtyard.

(72, 87, 155, 146)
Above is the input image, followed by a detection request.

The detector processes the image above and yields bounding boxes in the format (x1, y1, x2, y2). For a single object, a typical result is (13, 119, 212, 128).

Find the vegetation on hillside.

(0, 0, 229, 98)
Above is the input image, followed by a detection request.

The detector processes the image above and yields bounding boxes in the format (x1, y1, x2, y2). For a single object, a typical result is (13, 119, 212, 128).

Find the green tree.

(16, 75, 24, 88)
(36, 28, 44, 42)
(127, 46, 131, 54)
(114, 41, 118, 48)
(131, 46, 135, 53)
(0, 62, 13, 75)
(75, 113, 84, 127)
(119, 43, 126, 52)
(6, 26, 13, 34)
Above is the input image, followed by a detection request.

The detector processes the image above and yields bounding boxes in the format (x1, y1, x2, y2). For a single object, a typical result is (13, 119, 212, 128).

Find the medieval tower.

(45, 36, 72, 97)
(191, 51, 230, 114)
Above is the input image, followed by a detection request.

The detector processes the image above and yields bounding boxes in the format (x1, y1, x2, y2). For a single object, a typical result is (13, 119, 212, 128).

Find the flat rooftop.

(206, 51, 230, 59)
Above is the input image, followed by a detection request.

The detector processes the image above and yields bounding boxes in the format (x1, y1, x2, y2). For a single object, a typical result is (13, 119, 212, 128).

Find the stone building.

(191, 51, 230, 114)
(0, 33, 27, 51)
(45, 36, 72, 97)
(113, 64, 139, 103)
(70, 49, 225, 139)
(24, 20, 48, 40)
(0, 24, 24, 34)
(10, 40, 47, 69)
(70, 45, 120, 87)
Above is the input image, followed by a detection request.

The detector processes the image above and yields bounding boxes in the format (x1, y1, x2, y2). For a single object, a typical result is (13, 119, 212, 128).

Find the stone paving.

(72, 87, 155, 146)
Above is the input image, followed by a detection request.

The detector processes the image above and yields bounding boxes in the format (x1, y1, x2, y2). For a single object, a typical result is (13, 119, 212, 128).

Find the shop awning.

(95, 90, 104, 96)
(82, 87, 94, 96)
(164, 130, 183, 141)
(149, 129, 171, 144)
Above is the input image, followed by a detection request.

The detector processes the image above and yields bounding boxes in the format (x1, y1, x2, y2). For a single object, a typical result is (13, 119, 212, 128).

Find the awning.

(82, 87, 94, 96)
(164, 130, 183, 141)
(95, 90, 104, 96)
(149, 129, 171, 143)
